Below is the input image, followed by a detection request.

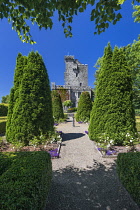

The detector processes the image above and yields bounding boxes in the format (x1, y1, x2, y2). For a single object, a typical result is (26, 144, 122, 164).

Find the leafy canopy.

(1, 0, 140, 43)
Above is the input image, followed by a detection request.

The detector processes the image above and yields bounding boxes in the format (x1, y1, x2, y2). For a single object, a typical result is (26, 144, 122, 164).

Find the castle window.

(76, 73, 78, 77)
(80, 83, 82, 86)
(78, 92, 81, 98)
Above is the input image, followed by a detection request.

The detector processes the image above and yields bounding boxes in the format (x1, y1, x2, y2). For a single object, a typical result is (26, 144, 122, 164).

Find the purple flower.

(56, 131, 62, 134)
(106, 150, 116, 155)
(85, 131, 88, 134)
(78, 121, 83, 124)
(54, 123, 58, 126)
(48, 149, 59, 157)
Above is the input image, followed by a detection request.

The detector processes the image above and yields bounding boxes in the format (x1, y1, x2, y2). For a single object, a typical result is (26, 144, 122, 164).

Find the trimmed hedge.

(0, 104, 8, 116)
(0, 151, 52, 210)
(117, 152, 140, 207)
(0, 121, 6, 135)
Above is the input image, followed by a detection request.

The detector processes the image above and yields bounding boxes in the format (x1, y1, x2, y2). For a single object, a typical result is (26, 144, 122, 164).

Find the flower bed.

(96, 144, 140, 158)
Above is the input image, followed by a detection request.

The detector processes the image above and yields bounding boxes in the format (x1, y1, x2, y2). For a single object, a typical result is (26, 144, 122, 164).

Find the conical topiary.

(89, 44, 137, 146)
(76, 91, 92, 122)
(6, 51, 54, 146)
(52, 90, 64, 122)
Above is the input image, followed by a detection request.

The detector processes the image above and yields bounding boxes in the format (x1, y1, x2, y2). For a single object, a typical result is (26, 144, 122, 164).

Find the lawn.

(0, 116, 7, 122)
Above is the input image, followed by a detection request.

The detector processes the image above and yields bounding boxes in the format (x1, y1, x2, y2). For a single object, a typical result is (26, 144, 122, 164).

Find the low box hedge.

(0, 151, 52, 210)
(0, 121, 6, 135)
(117, 152, 140, 207)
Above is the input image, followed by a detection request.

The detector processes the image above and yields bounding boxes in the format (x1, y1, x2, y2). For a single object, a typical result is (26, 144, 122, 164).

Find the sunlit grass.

(0, 116, 7, 122)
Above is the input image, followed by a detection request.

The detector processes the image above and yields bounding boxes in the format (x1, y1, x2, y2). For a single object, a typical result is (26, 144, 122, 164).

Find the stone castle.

(51, 55, 92, 107)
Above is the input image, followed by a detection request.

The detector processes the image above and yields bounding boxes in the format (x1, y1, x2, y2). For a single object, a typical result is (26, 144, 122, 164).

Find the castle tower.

(64, 56, 88, 87)
(51, 55, 92, 107)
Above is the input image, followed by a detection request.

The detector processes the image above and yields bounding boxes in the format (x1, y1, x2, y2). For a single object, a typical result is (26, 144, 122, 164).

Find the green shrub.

(117, 152, 140, 207)
(63, 100, 73, 107)
(0, 122, 6, 135)
(0, 151, 52, 210)
(76, 92, 92, 122)
(52, 90, 64, 121)
(0, 104, 8, 116)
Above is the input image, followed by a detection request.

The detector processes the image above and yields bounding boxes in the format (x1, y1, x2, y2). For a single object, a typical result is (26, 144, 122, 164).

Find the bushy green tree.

(52, 90, 64, 122)
(89, 44, 137, 146)
(1, 95, 9, 103)
(89, 43, 113, 140)
(76, 92, 92, 122)
(63, 100, 73, 107)
(125, 36, 140, 109)
(6, 51, 54, 146)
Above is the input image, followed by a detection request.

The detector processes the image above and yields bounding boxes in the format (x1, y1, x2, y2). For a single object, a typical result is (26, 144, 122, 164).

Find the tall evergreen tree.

(6, 53, 26, 142)
(76, 92, 92, 122)
(89, 43, 113, 140)
(89, 45, 137, 145)
(52, 90, 64, 122)
(6, 51, 54, 146)
(104, 47, 137, 145)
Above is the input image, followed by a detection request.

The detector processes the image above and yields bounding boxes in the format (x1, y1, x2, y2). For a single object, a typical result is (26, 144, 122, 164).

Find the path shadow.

(46, 160, 139, 210)
(62, 133, 85, 141)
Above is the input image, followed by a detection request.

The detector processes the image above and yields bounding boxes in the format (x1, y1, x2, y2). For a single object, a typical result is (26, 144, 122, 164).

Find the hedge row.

(0, 104, 8, 116)
(0, 151, 52, 210)
(0, 121, 6, 135)
(117, 152, 140, 207)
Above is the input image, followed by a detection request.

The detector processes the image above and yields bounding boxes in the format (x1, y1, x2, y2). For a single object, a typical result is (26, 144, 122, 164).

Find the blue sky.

(0, 1, 140, 102)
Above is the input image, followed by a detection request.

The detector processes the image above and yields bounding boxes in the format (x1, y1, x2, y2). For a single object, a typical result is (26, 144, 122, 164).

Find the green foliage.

(89, 43, 113, 141)
(0, 104, 8, 116)
(52, 90, 64, 121)
(0, 122, 6, 135)
(117, 152, 140, 207)
(89, 44, 137, 146)
(133, 5, 140, 23)
(0, 0, 133, 43)
(0, 151, 52, 210)
(6, 52, 54, 146)
(1, 95, 9, 103)
(125, 36, 140, 109)
(63, 100, 73, 107)
(135, 109, 140, 116)
(76, 92, 92, 122)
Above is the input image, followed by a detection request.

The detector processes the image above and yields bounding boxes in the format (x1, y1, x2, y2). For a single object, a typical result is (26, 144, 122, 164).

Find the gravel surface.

(46, 117, 139, 210)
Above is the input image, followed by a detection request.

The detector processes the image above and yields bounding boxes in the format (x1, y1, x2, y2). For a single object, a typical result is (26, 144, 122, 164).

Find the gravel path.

(46, 117, 139, 210)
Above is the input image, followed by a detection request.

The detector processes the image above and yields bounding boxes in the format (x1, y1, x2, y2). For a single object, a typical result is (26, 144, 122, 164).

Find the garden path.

(46, 117, 139, 210)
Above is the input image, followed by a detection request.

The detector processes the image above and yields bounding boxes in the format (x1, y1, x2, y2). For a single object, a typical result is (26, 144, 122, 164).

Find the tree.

(89, 45, 137, 146)
(63, 100, 73, 107)
(76, 91, 92, 122)
(6, 51, 54, 146)
(125, 36, 140, 109)
(52, 90, 64, 122)
(89, 43, 113, 140)
(6, 53, 26, 143)
(1, 0, 139, 43)
(1, 95, 9, 103)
